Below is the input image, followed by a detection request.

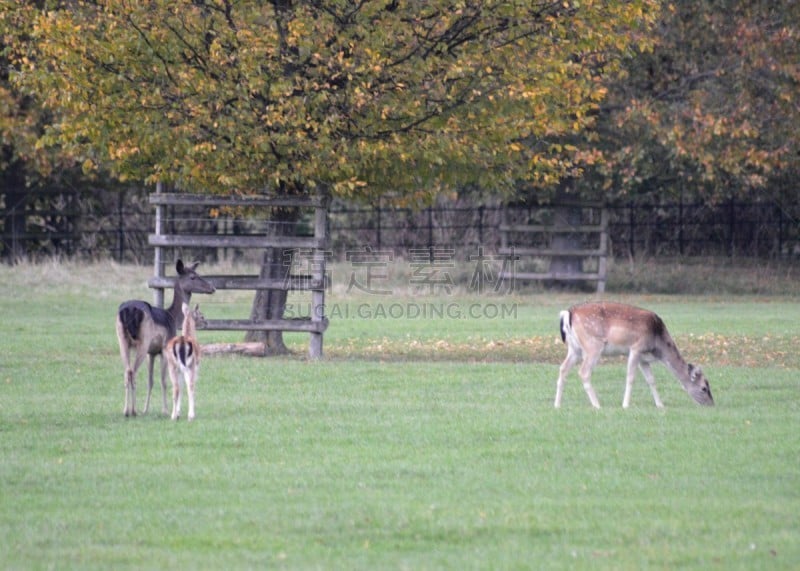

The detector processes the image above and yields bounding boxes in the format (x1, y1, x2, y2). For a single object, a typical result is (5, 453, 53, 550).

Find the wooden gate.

(499, 203, 609, 293)
(147, 189, 329, 358)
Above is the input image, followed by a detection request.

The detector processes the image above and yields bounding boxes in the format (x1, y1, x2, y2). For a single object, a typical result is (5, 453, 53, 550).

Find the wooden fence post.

(499, 202, 608, 293)
(152, 181, 165, 308)
(309, 198, 328, 359)
(147, 192, 329, 359)
(597, 208, 609, 293)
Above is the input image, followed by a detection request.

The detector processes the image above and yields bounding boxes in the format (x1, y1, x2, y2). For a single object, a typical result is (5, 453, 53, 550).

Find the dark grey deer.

(115, 260, 215, 417)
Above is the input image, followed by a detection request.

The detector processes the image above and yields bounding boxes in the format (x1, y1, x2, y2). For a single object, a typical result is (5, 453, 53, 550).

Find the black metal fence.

(329, 200, 800, 260)
(1, 186, 154, 262)
(2, 187, 799, 262)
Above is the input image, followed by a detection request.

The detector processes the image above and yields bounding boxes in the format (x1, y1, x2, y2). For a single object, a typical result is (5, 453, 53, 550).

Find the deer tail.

(170, 337, 196, 370)
(559, 310, 571, 344)
(118, 302, 147, 341)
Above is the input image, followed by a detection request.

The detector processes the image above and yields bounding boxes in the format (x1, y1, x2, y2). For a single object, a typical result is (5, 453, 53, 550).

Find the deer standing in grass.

(165, 303, 205, 421)
(555, 302, 714, 408)
(116, 260, 215, 417)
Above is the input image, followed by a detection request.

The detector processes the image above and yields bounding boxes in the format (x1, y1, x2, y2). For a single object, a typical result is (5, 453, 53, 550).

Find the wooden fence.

(499, 204, 609, 292)
(146, 190, 329, 359)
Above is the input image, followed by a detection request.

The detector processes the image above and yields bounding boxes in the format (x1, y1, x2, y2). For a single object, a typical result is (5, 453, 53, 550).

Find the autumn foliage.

(3, 1, 798, 206)
(594, 0, 800, 201)
(11, 0, 659, 202)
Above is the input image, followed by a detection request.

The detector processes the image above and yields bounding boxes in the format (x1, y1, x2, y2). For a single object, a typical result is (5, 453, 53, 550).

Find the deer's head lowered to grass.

(555, 302, 714, 409)
(115, 260, 215, 417)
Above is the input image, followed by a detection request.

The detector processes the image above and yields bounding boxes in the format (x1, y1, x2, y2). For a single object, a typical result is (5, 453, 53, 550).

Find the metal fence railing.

(329, 200, 800, 260)
(3, 188, 799, 262)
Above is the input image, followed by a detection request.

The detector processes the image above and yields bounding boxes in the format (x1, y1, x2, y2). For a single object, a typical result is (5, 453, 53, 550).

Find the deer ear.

(194, 303, 200, 312)
(176, 259, 185, 274)
(190, 261, 201, 271)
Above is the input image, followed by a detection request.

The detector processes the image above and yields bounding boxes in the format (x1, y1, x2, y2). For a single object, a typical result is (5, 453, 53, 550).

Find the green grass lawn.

(1, 262, 798, 569)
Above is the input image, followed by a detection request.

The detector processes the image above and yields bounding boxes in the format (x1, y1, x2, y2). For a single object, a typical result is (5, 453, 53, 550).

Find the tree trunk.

(245, 246, 290, 352)
(549, 208, 582, 272)
(548, 186, 585, 289)
(244, 208, 297, 353)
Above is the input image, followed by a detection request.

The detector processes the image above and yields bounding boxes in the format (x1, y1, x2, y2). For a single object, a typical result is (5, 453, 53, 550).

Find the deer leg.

(117, 324, 138, 417)
(159, 353, 169, 415)
(142, 353, 156, 414)
(555, 346, 580, 408)
(186, 366, 196, 421)
(638, 362, 664, 408)
(123, 367, 134, 417)
(578, 351, 602, 409)
(117, 321, 129, 416)
(622, 352, 642, 408)
(120, 348, 134, 417)
(126, 350, 147, 417)
(168, 362, 182, 421)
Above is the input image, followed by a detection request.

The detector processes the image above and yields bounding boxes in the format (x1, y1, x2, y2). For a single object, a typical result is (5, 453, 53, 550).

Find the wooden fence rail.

(147, 188, 329, 359)
(499, 205, 609, 293)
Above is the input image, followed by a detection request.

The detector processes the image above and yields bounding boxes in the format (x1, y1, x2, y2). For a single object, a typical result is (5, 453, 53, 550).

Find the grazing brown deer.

(116, 260, 215, 417)
(555, 302, 714, 408)
(165, 303, 205, 421)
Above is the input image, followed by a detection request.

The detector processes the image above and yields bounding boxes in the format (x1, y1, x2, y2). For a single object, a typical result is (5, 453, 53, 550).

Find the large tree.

(16, 0, 659, 203)
(587, 0, 800, 203)
(1, 2, 78, 260)
(11, 0, 659, 348)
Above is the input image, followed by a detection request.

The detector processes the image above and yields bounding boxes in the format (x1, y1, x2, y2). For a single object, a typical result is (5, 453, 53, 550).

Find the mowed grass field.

(1, 261, 798, 569)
